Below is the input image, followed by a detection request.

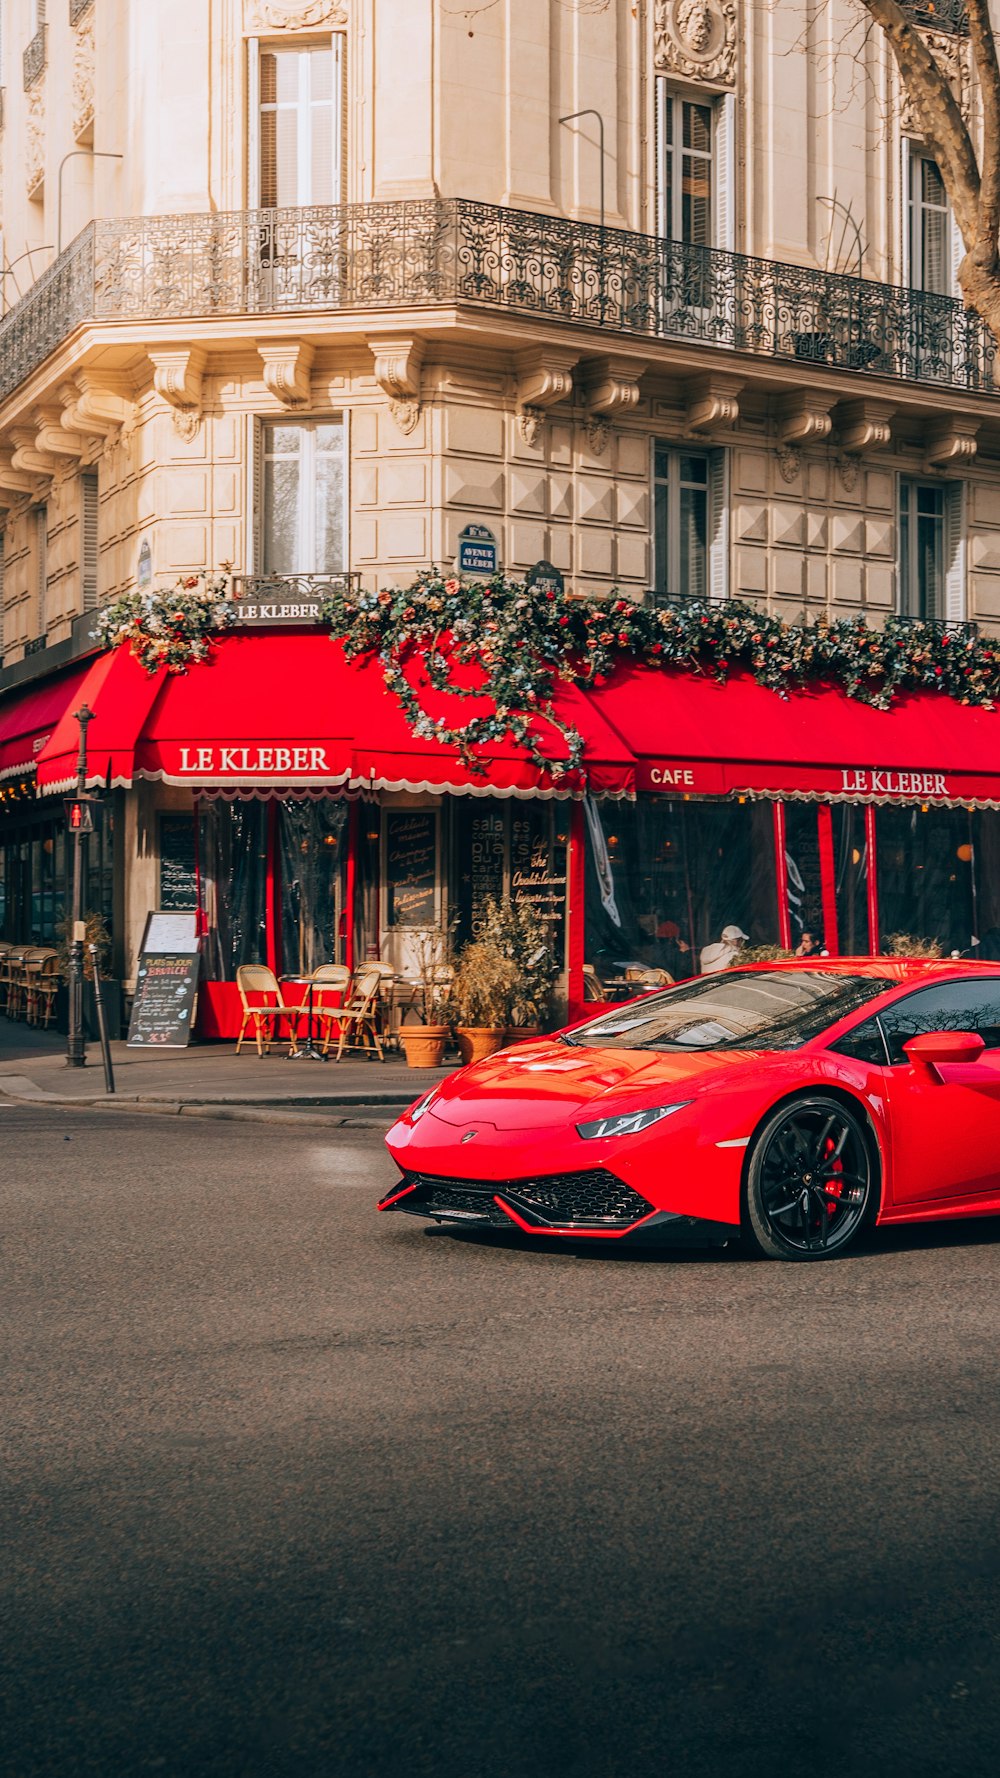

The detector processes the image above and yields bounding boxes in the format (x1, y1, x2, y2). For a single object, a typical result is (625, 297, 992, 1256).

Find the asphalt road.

(3, 1103, 1000, 1778)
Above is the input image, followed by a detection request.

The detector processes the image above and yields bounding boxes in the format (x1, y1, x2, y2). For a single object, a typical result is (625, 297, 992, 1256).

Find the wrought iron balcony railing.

(899, 1, 968, 33)
(23, 25, 47, 90)
(70, 0, 95, 23)
(0, 199, 996, 410)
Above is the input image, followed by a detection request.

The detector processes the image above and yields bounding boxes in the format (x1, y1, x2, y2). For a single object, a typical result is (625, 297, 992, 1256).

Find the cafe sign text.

(840, 768, 949, 797)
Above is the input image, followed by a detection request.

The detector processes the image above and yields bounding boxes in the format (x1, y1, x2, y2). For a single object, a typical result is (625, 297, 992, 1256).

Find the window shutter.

(80, 472, 99, 610)
(654, 76, 667, 238)
(900, 135, 912, 286)
(334, 32, 346, 203)
(949, 208, 965, 299)
(944, 481, 967, 622)
(714, 92, 736, 251)
(247, 38, 261, 207)
(708, 447, 730, 603)
(35, 507, 47, 638)
(247, 415, 264, 573)
(0, 536, 5, 663)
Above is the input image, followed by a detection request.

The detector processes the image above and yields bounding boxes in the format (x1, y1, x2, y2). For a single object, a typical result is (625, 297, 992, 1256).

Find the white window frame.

(898, 476, 964, 620)
(256, 416, 348, 576)
(248, 35, 343, 210)
(654, 81, 734, 252)
(901, 138, 962, 298)
(652, 442, 728, 605)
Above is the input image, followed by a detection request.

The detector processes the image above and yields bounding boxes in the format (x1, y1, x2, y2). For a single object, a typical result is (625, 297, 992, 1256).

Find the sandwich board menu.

(127, 911, 201, 1048)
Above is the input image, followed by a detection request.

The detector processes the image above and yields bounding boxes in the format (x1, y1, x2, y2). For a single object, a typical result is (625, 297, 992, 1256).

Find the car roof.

(734, 957, 1000, 984)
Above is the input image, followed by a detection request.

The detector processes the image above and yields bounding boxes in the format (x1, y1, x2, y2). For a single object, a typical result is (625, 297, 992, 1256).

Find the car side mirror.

(903, 1030, 986, 1073)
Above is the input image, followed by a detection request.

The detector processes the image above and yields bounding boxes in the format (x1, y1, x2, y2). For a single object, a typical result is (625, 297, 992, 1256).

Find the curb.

(0, 1081, 403, 1128)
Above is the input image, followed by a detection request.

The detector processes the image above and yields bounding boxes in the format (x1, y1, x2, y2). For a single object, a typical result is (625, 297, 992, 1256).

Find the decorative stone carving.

(517, 408, 544, 449)
(10, 428, 60, 479)
(59, 375, 132, 439)
(581, 355, 646, 417)
(654, 0, 737, 88)
(924, 416, 978, 471)
(72, 6, 96, 146)
(367, 334, 425, 432)
(148, 347, 206, 436)
(243, 1, 348, 31)
(685, 374, 742, 433)
(514, 346, 577, 444)
(258, 339, 315, 408)
(836, 399, 895, 455)
(26, 86, 44, 199)
(776, 446, 801, 484)
(836, 455, 861, 494)
(900, 30, 972, 135)
(0, 453, 41, 496)
(776, 391, 834, 447)
(585, 417, 611, 457)
(35, 406, 84, 460)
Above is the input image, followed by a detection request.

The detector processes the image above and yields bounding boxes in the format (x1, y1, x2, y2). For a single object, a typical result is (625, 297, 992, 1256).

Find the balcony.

(0, 199, 995, 410)
(899, 2, 968, 32)
(23, 25, 47, 90)
(70, 0, 95, 21)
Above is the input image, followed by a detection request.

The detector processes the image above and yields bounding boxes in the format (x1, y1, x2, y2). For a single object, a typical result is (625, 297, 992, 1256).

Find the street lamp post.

(66, 704, 94, 1069)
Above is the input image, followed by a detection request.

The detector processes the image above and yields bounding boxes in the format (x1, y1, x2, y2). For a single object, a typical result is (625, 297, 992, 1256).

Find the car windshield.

(563, 971, 893, 1052)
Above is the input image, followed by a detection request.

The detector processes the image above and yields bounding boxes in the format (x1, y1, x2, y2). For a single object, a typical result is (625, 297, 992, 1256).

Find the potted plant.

(398, 926, 454, 1068)
(448, 935, 517, 1065)
(483, 895, 558, 1042)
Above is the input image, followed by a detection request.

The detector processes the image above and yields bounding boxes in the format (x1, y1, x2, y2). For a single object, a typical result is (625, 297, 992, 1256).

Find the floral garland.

(95, 575, 234, 674)
(321, 574, 1000, 777)
(96, 570, 1000, 782)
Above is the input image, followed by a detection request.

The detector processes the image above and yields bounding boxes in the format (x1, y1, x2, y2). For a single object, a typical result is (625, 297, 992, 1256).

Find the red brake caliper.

(823, 1136, 844, 1216)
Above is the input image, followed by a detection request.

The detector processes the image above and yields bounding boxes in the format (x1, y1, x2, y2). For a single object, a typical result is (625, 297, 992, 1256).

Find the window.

(34, 505, 47, 639)
(257, 42, 341, 208)
(564, 971, 891, 1053)
(653, 444, 727, 603)
(80, 471, 99, 610)
(898, 478, 965, 621)
(0, 534, 4, 662)
(877, 979, 1000, 1065)
(655, 83, 734, 251)
(260, 419, 345, 574)
(908, 153, 951, 295)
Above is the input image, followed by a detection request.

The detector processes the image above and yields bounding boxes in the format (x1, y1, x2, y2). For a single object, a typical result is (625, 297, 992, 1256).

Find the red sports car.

(380, 960, 1000, 1260)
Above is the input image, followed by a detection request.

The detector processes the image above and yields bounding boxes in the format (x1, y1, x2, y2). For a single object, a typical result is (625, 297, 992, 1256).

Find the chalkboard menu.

(127, 911, 201, 1049)
(159, 815, 199, 911)
(511, 809, 567, 948)
(455, 808, 505, 943)
(386, 812, 437, 927)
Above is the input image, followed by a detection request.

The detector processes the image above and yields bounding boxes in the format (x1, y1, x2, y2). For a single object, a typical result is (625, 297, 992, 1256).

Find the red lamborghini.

(380, 960, 1000, 1260)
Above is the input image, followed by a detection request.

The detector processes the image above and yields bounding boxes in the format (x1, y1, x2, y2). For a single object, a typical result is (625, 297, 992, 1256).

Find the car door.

(878, 979, 1000, 1206)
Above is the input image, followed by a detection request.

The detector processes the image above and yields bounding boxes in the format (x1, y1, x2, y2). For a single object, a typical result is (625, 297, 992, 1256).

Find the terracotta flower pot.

(505, 1026, 542, 1045)
(400, 1024, 449, 1068)
(456, 1026, 508, 1066)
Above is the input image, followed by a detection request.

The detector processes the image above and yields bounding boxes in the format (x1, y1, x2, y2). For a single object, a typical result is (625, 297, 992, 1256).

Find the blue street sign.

(456, 523, 499, 577)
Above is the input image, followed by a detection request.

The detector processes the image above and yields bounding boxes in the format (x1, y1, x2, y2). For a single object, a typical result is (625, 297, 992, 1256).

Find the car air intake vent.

(391, 1169, 654, 1230)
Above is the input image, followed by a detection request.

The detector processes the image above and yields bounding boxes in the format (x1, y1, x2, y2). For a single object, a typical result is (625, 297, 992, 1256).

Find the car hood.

(426, 1038, 747, 1131)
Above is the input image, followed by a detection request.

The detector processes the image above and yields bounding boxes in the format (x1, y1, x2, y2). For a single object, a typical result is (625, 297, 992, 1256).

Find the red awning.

(589, 665, 1000, 807)
(35, 648, 168, 792)
(40, 634, 635, 800)
(0, 663, 94, 782)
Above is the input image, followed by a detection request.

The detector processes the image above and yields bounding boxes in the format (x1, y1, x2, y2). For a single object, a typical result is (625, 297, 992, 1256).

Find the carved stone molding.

(517, 408, 544, 448)
(59, 375, 132, 439)
(514, 346, 578, 413)
(924, 416, 978, 471)
(836, 399, 895, 455)
(776, 446, 801, 484)
(10, 428, 59, 479)
(72, 5, 95, 145)
(685, 373, 742, 433)
(654, 1, 737, 88)
(0, 453, 41, 496)
(367, 334, 425, 430)
(900, 30, 972, 135)
(148, 348, 206, 430)
(243, 2, 348, 32)
(836, 455, 861, 494)
(585, 417, 611, 457)
(258, 339, 315, 409)
(26, 86, 44, 198)
(776, 391, 834, 447)
(35, 406, 84, 460)
(581, 355, 646, 417)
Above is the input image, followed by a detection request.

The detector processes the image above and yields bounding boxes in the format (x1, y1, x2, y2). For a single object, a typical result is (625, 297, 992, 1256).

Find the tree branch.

(965, 0, 1000, 272)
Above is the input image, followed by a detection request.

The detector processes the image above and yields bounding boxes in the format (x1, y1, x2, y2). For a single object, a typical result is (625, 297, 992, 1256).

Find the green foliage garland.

(321, 574, 1000, 779)
(96, 575, 234, 674)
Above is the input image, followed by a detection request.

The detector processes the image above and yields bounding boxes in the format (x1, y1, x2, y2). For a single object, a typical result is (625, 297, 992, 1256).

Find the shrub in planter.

(399, 925, 456, 1068)
(449, 937, 517, 1065)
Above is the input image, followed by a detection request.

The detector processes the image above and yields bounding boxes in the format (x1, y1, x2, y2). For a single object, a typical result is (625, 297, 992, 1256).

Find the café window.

(257, 418, 346, 575)
(653, 444, 728, 604)
(906, 150, 956, 296)
(898, 478, 964, 621)
(655, 84, 734, 250)
(450, 804, 569, 959)
(252, 40, 343, 208)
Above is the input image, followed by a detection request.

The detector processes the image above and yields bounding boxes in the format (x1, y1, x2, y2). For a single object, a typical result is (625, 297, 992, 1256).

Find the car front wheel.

(744, 1096, 874, 1261)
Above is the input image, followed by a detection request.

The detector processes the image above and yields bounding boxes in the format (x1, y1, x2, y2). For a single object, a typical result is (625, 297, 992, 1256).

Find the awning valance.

(589, 666, 1000, 807)
(0, 663, 94, 782)
(35, 649, 168, 792)
(38, 634, 636, 800)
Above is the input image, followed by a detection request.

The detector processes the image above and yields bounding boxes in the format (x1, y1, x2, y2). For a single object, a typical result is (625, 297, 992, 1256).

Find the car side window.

(829, 1018, 889, 1066)
(878, 980, 1000, 1066)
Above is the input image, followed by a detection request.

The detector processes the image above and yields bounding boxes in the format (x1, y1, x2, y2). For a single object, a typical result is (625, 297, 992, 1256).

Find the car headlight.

(409, 1087, 441, 1124)
(576, 1102, 690, 1141)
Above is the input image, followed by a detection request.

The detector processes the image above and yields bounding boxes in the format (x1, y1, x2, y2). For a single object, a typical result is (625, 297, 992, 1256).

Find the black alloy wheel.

(744, 1095, 874, 1261)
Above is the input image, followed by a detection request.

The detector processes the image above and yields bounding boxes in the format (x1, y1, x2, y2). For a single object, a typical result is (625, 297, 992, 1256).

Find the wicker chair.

(624, 966, 674, 991)
(307, 963, 351, 1054)
(331, 964, 386, 1062)
(582, 965, 608, 1003)
(235, 965, 310, 1056)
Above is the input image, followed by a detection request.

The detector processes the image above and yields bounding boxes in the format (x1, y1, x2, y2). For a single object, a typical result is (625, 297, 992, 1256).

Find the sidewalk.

(0, 1021, 448, 1125)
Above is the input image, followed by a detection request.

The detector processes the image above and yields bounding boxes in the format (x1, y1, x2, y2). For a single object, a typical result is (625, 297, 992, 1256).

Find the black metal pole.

(66, 704, 94, 1068)
(89, 943, 115, 1094)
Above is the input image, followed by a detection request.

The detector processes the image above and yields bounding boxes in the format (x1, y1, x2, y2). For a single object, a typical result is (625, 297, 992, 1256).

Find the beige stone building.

(2, 0, 1000, 1032)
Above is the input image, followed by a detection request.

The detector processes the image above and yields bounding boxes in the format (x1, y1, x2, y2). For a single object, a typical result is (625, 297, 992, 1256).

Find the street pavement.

(3, 1104, 1000, 1778)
